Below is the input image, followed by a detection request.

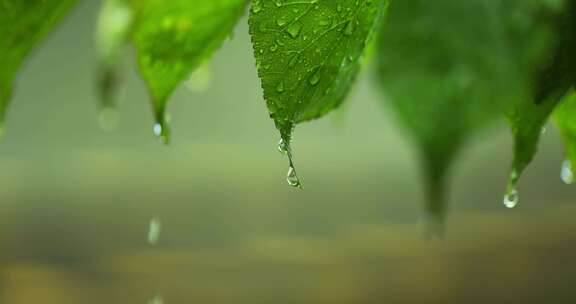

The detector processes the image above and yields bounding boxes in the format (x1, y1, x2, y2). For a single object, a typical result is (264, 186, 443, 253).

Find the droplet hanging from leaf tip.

(153, 116, 170, 145)
(277, 138, 289, 154)
(561, 159, 574, 184)
(503, 188, 519, 209)
(286, 165, 302, 188)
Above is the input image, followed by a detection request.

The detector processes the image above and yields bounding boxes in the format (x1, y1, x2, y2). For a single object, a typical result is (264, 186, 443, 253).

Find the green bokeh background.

(1, 1, 575, 303)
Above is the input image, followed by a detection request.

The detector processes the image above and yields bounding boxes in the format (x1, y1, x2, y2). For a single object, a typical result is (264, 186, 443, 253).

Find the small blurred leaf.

(97, 0, 248, 143)
(554, 91, 576, 184)
(95, 0, 134, 123)
(376, 0, 560, 224)
(249, 0, 388, 149)
(0, 0, 76, 132)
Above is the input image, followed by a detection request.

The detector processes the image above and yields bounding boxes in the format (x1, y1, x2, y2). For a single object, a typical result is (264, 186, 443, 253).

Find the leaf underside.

(249, 0, 388, 143)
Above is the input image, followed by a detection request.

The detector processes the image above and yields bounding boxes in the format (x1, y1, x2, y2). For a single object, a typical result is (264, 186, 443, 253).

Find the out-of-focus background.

(1, 1, 575, 303)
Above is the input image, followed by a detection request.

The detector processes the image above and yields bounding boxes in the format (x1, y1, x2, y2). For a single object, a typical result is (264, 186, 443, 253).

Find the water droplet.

(276, 16, 288, 27)
(561, 159, 574, 184)
(152, 116, 170, 145)
(270, 44, 278, 52)
(98, 107, 118, 131)
(286, 23, 302, 38)
(153, 123, 163, 137)
(147, 216, 162, 245)
(252, 0, 262, 13)
(343, 20, 356, 36)
(278, 138, 289, 154)
(286, 166, 301, 188)
(288, 54, 299, 68)
(148, 293, 163, 304)
(503, 188, 519, 209)
(309, 69, 321, 85)
(541, 126, 547, 134)
(276, 81, 285, 93)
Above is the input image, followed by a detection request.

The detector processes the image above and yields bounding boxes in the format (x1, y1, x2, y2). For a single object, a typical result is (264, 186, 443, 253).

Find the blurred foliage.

(376, 0, 573, 225)
(0, 0, 76, 130)
(1, 0, 576, 223)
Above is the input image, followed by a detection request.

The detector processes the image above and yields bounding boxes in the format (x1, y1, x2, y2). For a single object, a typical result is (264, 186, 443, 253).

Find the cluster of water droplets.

(278, 138, 302, 188)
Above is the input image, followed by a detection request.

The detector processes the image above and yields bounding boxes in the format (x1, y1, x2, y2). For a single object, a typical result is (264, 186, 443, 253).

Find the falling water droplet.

(286, 166, 301, 188)
(98, 107, 118, 131)
(561, 159, 574, 184)
(503, 188, 519, 209)
(148, 293, 163, 304)
(148, 216, 162, 245)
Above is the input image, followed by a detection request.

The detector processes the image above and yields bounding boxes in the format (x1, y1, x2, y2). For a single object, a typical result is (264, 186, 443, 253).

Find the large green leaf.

(97, 0, 248, 143)
(0, 0, 76, 133)
(375, 0, 560, 227)
(505, 0, 575, 206)
(249, 0, 388, 187)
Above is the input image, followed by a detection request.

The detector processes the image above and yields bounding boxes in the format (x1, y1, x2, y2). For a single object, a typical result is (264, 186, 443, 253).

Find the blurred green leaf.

(249, 0, 388, 169)
(554, 91, 576, 185)
(0, 0, 76, 132)
(130, 0, 248, 144)
(95, 0, 134, 128)
(505, 0, 575, 200)
(376, 0, 561, 224)
(97, 0, 248, 143)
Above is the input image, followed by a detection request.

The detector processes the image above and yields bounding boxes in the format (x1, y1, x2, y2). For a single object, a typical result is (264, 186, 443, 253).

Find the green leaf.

(130, 0, 248, 143)
(0, 0, 76, 132)
(375, 0, 560, 225)
(505, 0, 575, 202)
(249, 0, 388, 185)
(97, 0, 248, 143)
